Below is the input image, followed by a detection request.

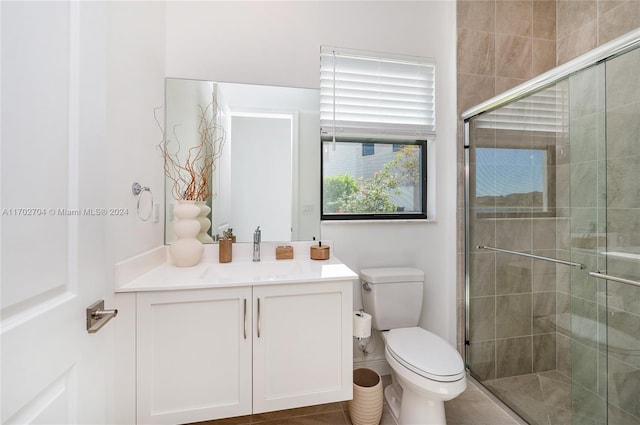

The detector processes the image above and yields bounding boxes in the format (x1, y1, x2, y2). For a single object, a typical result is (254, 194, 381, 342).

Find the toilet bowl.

(359, 267, 466, 425)
(382, 327, 466, 425)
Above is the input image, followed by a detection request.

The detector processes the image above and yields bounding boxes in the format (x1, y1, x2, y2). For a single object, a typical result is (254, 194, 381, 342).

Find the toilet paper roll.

(353, 311, 372, 338)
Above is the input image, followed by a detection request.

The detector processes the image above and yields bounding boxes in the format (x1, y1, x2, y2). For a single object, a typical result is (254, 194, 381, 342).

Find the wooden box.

(275, 245, 294, 260)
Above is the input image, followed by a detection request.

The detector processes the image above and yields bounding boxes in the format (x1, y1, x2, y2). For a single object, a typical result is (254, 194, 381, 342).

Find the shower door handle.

(588, 271, 640, 288)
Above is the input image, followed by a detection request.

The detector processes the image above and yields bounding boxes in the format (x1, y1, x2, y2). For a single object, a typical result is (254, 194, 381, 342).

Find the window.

(322, 139, 427, 219)
(320, 47, 434, 220)
(362, 143, 374, 156)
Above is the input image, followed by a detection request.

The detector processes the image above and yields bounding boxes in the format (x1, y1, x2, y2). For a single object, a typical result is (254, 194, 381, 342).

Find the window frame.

(321, 137, 428, 221)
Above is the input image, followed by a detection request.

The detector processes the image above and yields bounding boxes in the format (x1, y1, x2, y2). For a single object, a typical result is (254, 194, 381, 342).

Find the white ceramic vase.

(195, 201, 214, 243)
(169, 200, 204, 267)
(349, 368, 383, 425)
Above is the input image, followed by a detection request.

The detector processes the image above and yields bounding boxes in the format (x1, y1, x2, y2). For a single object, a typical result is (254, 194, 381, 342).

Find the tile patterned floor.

(190, 376, 521, 425)
(483, 370, 640, 425)
(484, 371, 572, 425)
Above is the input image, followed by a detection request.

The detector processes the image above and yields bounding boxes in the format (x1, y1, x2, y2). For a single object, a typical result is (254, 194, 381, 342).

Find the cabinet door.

(137, 287, 252, 424)
(252, 281, 353, 413)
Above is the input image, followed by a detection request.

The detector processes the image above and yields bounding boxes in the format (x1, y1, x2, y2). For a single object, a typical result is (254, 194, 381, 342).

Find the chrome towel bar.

(477, 245, 585, 269)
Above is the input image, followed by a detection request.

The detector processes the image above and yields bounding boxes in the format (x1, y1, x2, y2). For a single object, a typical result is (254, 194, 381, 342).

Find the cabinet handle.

(243, 298, 247, 339)
(257, 298, 261, 338)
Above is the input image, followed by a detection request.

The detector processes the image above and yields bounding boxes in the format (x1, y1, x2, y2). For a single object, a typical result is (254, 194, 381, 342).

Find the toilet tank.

(360, 267, 425, 331)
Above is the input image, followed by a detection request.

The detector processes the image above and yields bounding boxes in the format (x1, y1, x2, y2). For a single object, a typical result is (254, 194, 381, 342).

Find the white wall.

(165, 1, 458, 351)
(107, 1, 166, 265)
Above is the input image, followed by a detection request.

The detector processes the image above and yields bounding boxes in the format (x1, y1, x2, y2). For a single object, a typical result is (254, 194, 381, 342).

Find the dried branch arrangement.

(156, 92, 226, 201)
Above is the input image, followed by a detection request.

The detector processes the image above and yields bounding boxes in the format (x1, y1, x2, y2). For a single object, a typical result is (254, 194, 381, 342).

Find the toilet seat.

(386, 327, 465, 383)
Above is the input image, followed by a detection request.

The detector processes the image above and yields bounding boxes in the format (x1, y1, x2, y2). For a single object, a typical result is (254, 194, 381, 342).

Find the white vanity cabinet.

(136, 286, 253, 425)
(252, 281, 353, 413)
(136, 280, 353, 424)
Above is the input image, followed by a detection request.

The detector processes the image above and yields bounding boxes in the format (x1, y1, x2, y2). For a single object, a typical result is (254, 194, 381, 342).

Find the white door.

(1, 2, 113, 424)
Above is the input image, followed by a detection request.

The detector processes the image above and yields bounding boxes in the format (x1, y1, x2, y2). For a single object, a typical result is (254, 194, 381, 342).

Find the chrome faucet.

(253, 226, 261, 262)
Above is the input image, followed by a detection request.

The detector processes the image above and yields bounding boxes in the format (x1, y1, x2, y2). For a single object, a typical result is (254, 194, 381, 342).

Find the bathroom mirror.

(164, 78, 321, 244)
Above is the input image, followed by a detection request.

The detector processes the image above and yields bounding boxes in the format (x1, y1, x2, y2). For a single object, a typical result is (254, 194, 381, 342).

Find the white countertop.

(115, 242, 358, 292)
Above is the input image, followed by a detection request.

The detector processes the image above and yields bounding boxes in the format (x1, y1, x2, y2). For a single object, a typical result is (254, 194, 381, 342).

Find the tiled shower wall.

(456, 0, 640, 357)
(556, 0, 640, 65)
(456, 0, 557, 355)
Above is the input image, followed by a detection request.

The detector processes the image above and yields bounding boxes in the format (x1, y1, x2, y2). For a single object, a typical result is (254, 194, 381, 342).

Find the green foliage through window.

(322, 141, 426, 219)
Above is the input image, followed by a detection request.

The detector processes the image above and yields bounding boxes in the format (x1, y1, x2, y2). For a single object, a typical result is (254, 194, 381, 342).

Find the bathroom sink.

(201, 259, 305, 283)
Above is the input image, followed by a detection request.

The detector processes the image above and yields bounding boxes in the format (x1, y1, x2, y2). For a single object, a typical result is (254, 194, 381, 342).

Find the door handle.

(86, 300, 118, 333)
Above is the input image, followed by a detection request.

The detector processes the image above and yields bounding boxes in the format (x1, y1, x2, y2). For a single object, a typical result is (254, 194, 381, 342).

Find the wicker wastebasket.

(348, 368, 383, 425)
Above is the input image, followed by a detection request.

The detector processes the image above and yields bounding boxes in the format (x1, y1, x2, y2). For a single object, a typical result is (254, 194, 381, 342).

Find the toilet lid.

(386, 327, 465, 382)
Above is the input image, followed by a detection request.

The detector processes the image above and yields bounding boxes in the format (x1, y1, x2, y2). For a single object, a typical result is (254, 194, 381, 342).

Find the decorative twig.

(155, 90, 226, 201)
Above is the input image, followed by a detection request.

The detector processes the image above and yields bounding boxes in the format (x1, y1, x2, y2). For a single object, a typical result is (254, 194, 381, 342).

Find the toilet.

(360, 267, 466, 425)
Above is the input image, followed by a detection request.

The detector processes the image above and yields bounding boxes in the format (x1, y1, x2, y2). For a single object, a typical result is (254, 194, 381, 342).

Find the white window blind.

(474, 84, 568, 133)
(320, 46, 435, 140)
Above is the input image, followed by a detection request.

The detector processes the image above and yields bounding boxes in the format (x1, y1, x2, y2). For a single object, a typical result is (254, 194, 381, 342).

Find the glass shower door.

(566, 61, 608, 425)
(465, 79, 587, 425)
(465, 38, 640, 425)
(599, 45, 640, 425)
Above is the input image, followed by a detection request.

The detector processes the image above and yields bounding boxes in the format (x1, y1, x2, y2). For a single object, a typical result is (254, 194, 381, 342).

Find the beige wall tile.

(470, 296, 496, 341)
(495, 76, 527, 94)
(470, 252, 497, 296)
(467, 341, 497, 380)
(457, 73, 496, 113)
(496, 336, 533, 378)
(533, 38, 556, 74)
(607, 157, 640, 209)
(458, 0, 496, 32)
(496, 34, 533, 78)
(606, 103, 640, 160)
(599, 0, 640, 44)
(458, 29, 496, 75)
(605, 39, 640, 108)
(496, 0, 532, 36)
(533, 0, 556, 40)
(533, 292, 557, 334)
(599, 0, 626, 15)
(556, 333, 572, 376)
(557, 20, 598, 64)
(495, 218, 533, 251)
(533, 219, 557, 250)
(557, 0, 597, 39)
(533, 333, 557, 372)
(532, 258, 558, 292)
(496, 294, 533, 338)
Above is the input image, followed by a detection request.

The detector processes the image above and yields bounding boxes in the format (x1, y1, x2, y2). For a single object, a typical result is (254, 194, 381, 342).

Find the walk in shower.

(463, 30, 640, 425)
